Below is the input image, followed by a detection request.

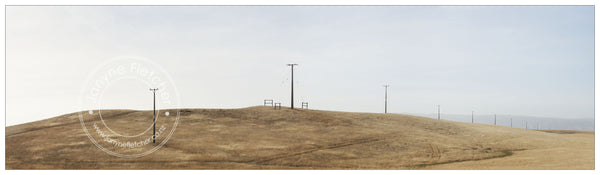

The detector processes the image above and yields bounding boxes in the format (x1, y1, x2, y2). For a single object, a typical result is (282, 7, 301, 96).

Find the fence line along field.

(5, 106, 594, 169)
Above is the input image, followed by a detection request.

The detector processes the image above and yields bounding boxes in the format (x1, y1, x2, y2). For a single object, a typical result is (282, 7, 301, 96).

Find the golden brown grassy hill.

(5, 106, 594, 169)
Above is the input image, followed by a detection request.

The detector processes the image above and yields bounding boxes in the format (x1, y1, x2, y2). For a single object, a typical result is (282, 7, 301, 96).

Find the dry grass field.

(5, 106, 594, 169)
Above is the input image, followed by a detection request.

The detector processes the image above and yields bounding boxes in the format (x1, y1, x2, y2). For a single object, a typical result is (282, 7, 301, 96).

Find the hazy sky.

(6, 6, 594, 125)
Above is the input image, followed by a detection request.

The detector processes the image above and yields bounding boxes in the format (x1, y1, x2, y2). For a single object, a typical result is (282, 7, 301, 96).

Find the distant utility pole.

(383, 85, 389, 113)
(494, 114, 497, 125)
(437, 105, 440, 120)
(471, 111, 474, 123)
(526, 121, 528, 130)
(149, 88, 159, 144)
(287, 64, 298, 109)
(510, 118, 513, 127)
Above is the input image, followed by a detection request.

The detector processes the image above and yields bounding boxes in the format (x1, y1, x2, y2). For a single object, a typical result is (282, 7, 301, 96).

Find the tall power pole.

(510, 118, 513, 127)
(471, 111, 474, 123)
(149, 88, 159, 143)
(287, 64, 298, 109)
(383, 85, 389, 113)
(437, 105, 440, 120)
(494, 114, 497, 125)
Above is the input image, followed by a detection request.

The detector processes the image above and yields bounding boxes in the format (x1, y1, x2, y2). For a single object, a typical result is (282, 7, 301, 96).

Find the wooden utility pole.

(494, 114, 497, 125)
(149, 88, 159, 143)
(471, 111, 474, 123)
(383, 85, 389, 113)
(437, 105, 440, 120)
(287, 64, 298, 109)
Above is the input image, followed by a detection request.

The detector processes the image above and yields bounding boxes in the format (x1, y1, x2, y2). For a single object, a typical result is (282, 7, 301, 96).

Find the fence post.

(274, 103, 281, 110)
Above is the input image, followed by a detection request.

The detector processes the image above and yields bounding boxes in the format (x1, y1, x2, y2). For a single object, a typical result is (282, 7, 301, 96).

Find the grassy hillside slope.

(5, 106, 594, 169)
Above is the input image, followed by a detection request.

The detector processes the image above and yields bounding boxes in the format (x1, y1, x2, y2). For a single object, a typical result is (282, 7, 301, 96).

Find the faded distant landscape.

(411, 113, 594, 131)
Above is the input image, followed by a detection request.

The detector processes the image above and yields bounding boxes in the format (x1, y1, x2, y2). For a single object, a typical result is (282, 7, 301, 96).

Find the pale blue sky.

(6, 6, 594, 125)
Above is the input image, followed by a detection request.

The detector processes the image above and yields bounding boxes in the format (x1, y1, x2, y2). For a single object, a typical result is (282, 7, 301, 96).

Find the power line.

(383, 85, 389, 113)
(287, 64, 298, 109)
(149, 88, 159, 144)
